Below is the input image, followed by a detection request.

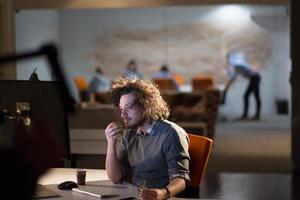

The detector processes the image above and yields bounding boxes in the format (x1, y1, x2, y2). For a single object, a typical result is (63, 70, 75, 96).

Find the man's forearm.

(105, 144, 123, 183)
(165, 177, 186, 198)
(139, 177, 186, 200)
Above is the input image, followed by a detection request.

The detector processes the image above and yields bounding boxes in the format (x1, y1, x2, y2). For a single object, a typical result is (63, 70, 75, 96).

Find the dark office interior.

(1, 0, 300, 199)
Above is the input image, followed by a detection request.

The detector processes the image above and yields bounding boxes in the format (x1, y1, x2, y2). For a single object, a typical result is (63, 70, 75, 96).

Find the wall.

(15, 10, 59, 81)
(14, 5, 290, 118)
(59, 6, 272, 80)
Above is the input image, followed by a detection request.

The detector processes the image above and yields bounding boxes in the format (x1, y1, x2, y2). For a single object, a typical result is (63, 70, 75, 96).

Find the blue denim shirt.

(116, 120, 190, 188)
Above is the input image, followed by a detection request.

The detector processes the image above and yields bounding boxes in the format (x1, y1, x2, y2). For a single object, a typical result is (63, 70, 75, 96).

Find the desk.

(37, 168, 215, 200)
(37, 168, 138, 200)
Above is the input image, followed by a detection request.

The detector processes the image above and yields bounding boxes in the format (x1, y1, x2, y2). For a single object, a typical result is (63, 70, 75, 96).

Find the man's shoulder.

(154, 120, 189, 147)
(156, 120, 187, 135)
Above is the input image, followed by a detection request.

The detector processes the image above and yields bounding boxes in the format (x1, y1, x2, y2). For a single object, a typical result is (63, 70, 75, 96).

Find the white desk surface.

(38, 168, 108, 185)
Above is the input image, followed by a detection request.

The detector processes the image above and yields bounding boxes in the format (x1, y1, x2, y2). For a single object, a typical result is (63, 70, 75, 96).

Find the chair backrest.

(192, 75, 214, 91)
(74, 76, 90, 102)
(152, 78, 177, 91)
(173, 73, 185, 86)
(74, 76, 88, 91)
(187, 133, 213, 187)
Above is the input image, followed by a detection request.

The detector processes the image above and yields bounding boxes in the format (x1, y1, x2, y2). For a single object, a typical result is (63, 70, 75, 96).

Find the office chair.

(74, 76, 90, 102)
(74, 76, 88, 91)
(188, 133, 213, 187)
(173, 73, 185, 86)
(191, 75, 214, 91)
(152, 78, 177, 91)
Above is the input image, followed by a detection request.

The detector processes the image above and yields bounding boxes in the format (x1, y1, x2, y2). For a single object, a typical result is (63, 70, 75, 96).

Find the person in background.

(105, 77, 190, 200)
(122, 59, 143, 80)
(153, 64, 179, 90)
(88, 66, 110, 93)
(154, 64, 172, 78)
(223, 51, 261, 120)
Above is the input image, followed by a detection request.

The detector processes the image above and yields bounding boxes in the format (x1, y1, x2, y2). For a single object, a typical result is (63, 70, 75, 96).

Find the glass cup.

(76, 169, 87, 185)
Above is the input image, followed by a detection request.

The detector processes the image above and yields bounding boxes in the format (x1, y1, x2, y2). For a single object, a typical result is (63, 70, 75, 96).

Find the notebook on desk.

(33, 184, 60, 199)
(72, 186, 120, 198)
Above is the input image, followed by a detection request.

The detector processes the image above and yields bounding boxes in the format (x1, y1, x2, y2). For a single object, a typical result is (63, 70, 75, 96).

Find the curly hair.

(109, 77, 170, 121)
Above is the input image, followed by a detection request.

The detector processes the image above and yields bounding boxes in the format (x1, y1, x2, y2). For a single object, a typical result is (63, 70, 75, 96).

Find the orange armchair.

(153, 78, 178, 91)
(74, 76, 90, 102)
(74, 76, 88, 91)
(192, 75, 214, 91)
(188, 134, 213, 187)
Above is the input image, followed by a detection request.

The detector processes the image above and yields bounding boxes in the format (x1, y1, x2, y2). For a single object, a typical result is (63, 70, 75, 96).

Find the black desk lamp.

(0, 44, 78, 124)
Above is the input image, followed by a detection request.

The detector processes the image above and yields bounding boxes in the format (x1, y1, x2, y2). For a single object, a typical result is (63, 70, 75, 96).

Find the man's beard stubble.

(125, 115, 146, 129)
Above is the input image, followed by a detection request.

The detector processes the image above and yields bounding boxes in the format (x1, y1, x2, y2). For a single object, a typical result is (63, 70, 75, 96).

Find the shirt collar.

(136, 121, 157, 136)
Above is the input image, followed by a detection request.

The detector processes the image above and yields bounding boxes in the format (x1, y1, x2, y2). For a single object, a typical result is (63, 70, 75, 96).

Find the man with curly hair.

(105, 77, 190, 200)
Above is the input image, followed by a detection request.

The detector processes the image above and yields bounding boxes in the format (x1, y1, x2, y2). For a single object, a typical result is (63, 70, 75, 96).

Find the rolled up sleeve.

(163, 129, 190, 184)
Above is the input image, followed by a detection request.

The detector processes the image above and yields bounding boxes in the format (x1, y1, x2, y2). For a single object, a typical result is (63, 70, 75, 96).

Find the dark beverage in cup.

(76, 169, 86, 185)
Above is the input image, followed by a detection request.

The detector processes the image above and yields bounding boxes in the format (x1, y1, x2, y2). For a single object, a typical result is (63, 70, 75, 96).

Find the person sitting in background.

(154, 64, 172, 78)
(88, 66, 110, 93)
(105, 77, 190, 200)
(122, 59, 143, 80)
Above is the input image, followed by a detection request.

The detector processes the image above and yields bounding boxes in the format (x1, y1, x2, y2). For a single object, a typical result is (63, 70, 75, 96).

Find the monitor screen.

(0, 80, 70, 160)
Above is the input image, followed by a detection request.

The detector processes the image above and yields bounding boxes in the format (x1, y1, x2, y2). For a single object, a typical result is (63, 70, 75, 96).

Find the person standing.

(223, 51, 261, 120)
(105, 77, 190, 200)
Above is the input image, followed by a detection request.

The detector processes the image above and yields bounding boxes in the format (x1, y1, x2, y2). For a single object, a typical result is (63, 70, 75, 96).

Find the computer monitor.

(0, 80, 70, 160)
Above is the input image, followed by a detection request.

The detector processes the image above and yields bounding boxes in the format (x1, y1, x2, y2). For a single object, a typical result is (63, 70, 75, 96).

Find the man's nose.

(121, 109, 127, 118)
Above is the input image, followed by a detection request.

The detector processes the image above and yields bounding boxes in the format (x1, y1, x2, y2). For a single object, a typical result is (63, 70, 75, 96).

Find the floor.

(208, 114, 291, 173)
(194, 114, 293, 200)
(192, 172, 295, 200)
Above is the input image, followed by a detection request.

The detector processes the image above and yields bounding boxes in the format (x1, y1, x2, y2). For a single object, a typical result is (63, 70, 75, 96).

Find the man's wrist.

(163, 187, 170, 199)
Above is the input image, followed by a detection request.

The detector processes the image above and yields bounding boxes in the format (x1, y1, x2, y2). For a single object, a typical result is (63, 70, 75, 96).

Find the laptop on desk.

(72, 184, 139, 199)
(72, 186, 121, 198)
